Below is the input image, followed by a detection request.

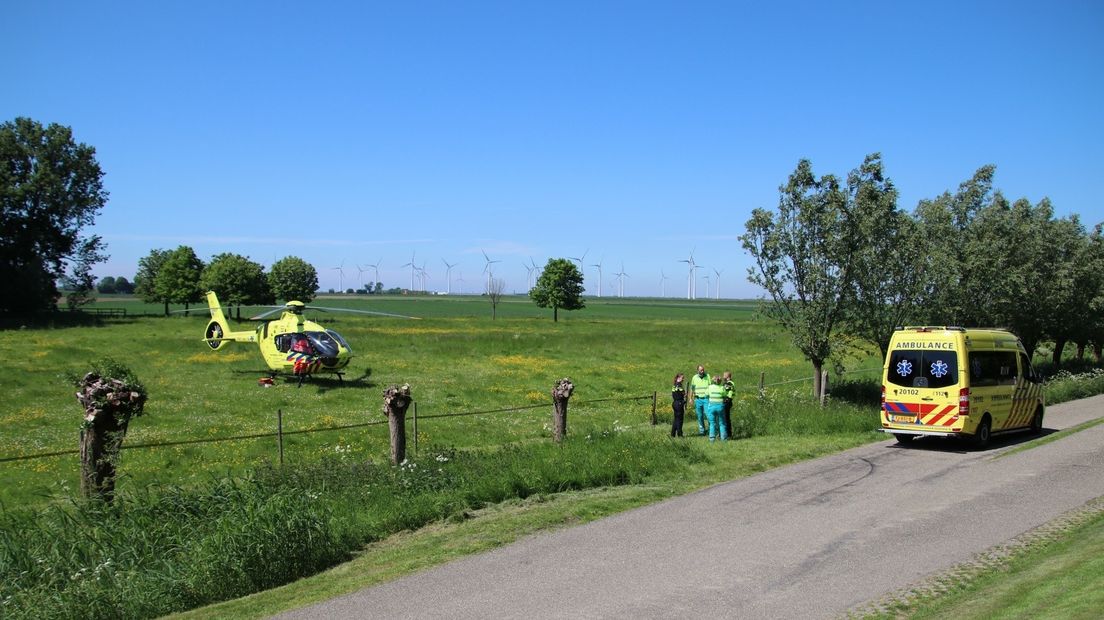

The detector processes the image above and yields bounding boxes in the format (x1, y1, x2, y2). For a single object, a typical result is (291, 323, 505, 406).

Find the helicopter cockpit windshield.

(303, 331, 336, 357)
(325, 329, 351, 353)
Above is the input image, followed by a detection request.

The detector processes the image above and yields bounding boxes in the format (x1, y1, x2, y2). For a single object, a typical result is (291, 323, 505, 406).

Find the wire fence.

(0, 367, 882, 466)
(0, 394, 657, 466)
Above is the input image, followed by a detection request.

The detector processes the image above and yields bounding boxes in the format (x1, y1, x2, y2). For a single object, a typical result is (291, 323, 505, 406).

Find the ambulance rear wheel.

(1030, 408, 1044, 434)
(973, 417, 992, 449)
(893, 434, 914, 445)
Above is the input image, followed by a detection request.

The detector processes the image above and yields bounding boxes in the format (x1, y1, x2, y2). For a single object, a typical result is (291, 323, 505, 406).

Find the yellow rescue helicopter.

(201, 291, 414, 385)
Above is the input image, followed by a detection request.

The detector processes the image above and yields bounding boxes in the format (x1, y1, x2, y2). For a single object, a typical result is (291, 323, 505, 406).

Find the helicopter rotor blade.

(304, 305, 420, 319)
(248, 307, 287, 320)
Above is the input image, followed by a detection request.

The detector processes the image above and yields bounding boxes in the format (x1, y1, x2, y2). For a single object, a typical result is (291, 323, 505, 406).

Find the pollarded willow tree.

(530, 258, 585, 322)
(741, 159, 854, 401)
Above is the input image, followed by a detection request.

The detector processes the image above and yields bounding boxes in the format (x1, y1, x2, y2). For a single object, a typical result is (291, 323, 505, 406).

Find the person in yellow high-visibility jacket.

(706, 375, 728, 441)
(688, 365, 711, 435)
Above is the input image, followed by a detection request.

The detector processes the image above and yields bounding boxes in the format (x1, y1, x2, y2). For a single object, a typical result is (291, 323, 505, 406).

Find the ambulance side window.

(1019, 352, 1040, 383)
(969, 351, 1018, 387)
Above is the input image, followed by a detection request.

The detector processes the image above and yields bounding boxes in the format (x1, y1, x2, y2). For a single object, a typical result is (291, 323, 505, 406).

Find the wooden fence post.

(384, 384, 412, 465)
(412, 401, 419, 455)
(651, 391, 658, 425)
(758, 372, 765, 398)
(551, 378, 574, 443)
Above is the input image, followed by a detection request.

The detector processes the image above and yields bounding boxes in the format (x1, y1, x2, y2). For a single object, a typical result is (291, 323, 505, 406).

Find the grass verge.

(0, 392, 879, 620)
(171, 433, 874, 620)
(851, 496, 1104, 619)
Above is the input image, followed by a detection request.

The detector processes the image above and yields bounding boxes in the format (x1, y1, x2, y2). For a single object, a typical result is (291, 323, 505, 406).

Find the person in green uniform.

(706, 375, 728, 441)
(722, 370, 735, 439)
(688, 365, 711, 435)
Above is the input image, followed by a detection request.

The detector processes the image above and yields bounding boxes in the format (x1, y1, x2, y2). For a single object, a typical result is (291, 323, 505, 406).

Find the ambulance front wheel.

(972, 416, 992, 449)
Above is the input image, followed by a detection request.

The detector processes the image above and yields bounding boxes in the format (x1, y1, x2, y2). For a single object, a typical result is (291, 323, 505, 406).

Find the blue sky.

(5, 1, 1103, 298)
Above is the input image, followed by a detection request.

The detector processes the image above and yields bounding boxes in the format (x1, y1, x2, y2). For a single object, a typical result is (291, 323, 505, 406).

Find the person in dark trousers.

(722, 370, 735, 439)
(671, 373, 686, 437)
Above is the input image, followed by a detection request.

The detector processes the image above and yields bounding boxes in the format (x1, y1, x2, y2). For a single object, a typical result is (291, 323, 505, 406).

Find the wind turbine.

(442, 259, 457, 294)
(660, 269, 669, 298)
(703, 271, 711, 299)
(331, 260, 346, 293)
(615, 262, 629, 298)
(456, 271, 465, 295)
(355, 264, 367, 289)
(417, 261, 429, 292)
(713, 268, 723, 299)
(568, 248, 589, 269)
(523, 259, 536, 291)
(401, 252, 417, 292)
(529, 257, 540, 288)
(481, 249, 500, 290)
(678, 251, 696, 300)
(569, 248, 588, 291)
(590, 258, 604, 298)
(368, 259, 382, 292)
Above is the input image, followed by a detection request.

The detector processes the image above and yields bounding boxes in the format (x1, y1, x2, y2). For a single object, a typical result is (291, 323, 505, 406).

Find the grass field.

(0, 294, 858, 507)
(3, 295, 1100, 619)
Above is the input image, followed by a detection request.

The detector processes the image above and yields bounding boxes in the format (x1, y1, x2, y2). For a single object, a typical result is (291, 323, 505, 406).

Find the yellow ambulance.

(880, 326, 1045, 447)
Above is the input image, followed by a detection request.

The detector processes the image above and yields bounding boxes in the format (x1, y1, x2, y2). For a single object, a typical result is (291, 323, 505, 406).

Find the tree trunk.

(553, 306, 558, 323)
(1095, 342, 1102, 363)
(79, 416, 127, 502)
(1052, 337, 1067, 369)
(163, 300, 169, 316)
(1075, 342, 1086, 360)
(811, 360, 824, 404)
(383, 384, 412, 465)
(388, 412, 406, 465)
(551, 378, 574, 443)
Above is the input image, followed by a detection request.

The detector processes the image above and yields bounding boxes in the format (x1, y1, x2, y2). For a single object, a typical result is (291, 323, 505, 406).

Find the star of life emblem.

(896, 360, 913, 376)
(931, 360, 949, 378)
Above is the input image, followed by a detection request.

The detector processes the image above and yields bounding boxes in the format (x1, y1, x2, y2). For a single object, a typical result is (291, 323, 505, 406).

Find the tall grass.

(0, 382, 885, 620)
(1043, 368, 1104, 405)
(0, 430, 706, 619)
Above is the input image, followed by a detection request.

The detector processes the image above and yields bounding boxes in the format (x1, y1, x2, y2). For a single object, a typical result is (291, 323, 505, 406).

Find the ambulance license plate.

(891, 415, 917, 424)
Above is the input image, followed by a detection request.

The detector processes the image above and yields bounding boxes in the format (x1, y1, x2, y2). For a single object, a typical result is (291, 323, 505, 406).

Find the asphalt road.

(276, 394, 1104, 619)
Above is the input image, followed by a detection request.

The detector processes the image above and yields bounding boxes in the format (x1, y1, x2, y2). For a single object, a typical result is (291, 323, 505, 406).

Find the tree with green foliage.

(912, 166, 996, 326)
(134, 248, 170, 314)
(200, 253, 273, 320)
(114, 276, 134, 295)
(1043, 215, 1099, 366)
(844, 154, 930, 357)
(530, 258, 585, 322)
(741, 159, 853, 400)
(0, 117, 108, 314)
(268, 256, 318, 303)
(157, 246, 205, 315)
(97, 276, 117, 294)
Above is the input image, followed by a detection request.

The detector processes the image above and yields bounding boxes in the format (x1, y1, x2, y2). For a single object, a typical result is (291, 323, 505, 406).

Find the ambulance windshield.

(887, 350, 958, 389)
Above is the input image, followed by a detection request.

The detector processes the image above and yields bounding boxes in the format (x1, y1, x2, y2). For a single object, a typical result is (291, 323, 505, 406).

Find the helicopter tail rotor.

(204, 291, 232, 350)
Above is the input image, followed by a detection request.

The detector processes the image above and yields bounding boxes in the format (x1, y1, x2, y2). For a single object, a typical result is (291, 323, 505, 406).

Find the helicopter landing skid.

(293, 371, 343, 388)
